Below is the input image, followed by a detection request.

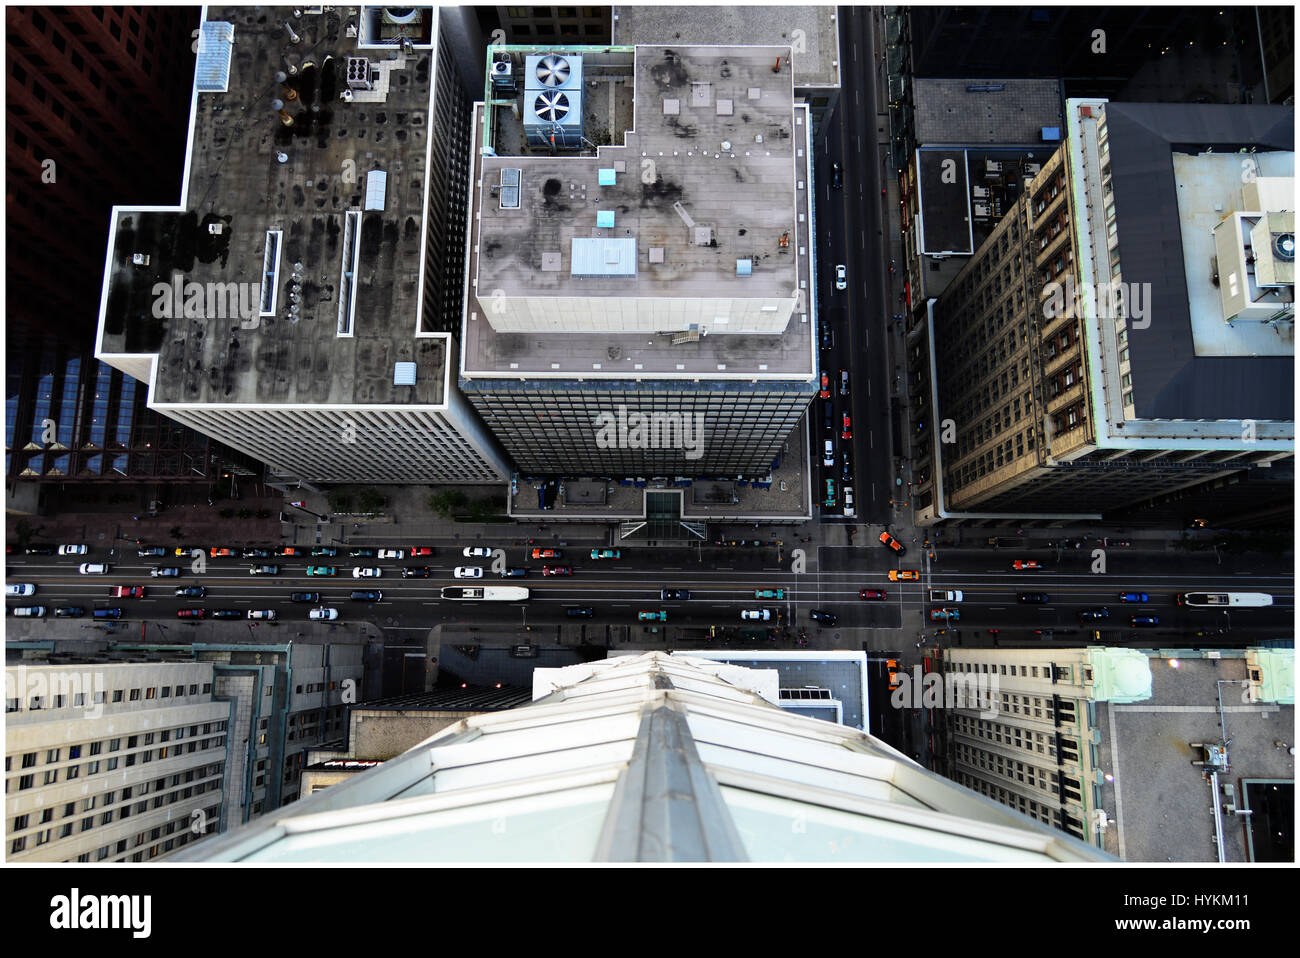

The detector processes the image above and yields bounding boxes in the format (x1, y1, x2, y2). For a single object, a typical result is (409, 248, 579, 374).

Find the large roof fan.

(535, 54, 571, 86)
(533, 90, 570, 122)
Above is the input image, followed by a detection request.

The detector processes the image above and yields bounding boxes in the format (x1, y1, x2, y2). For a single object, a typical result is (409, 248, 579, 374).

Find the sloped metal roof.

(195, 21, 235, 93)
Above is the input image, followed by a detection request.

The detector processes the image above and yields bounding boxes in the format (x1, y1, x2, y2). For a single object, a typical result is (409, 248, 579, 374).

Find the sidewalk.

(3, 615, 382, 646)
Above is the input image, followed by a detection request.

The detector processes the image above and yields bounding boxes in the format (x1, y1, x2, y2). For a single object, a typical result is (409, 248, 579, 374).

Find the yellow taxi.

(888, 569, 920, 582)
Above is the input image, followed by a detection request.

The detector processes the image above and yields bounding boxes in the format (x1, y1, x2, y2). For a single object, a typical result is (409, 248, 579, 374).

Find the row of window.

(6, 683, 212, 713)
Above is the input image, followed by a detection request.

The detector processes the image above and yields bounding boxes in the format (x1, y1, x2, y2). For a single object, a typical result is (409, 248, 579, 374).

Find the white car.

(6, 583, 36, 597)
(352, 567, 382, 578)
(377, 549, 405, 560)
(453, 566, 483, 579)
(823, 440, 834, 467)
(835, 264, 847, 290)
(843, 486, 856, 518)
(740, 609, 772, 621)
(462, 546, 493, 558)
(248, 610, 278, 620)
(308, 607, 339, 621)
(57, 544, 88, 556)
(11, 606, 46, 617)
(78, 563, 110, 575)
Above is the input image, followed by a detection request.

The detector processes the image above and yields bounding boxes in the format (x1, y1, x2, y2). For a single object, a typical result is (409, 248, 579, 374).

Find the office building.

(937, 645, 1294, 861)
(460, 43, 818, 480)
(491, 5, 611, 45)
(5, 661, 229, 863)
(94, 6, 511, 486)
(910, 98, 1293, 522)
(177, 652, 1109, 862)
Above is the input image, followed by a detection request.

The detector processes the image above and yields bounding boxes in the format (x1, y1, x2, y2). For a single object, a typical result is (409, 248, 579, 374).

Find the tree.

(467, 497, 502, 521)
(357, 487, 387, 512)
(427, 490, 467, 517)
(327, 489, 353, 514)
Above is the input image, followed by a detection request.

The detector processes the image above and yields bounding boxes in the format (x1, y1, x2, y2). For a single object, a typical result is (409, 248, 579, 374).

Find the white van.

(247, 610, 278, 620)
(929, 589, 964, 602)
(78, 563, 110, 575)
(823, 440, 834, 466)
(6, 583, 36, 597)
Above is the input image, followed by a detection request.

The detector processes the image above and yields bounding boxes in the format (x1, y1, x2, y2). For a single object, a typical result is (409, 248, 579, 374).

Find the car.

(177, 609, 206, 619)
(453, 566, 483, 579)
(92, 608, 123, 619)
(347, 548, 375, 558)
(1078, 608, 1110, 621)
(1130, 615, 1159, 627)
(1119, 592, 1150, 603)
(25, 545, 55, 555)
(352, 567, 382, 578)
(823, 440, 835, 467)
(290, 592, 322, 603)
(841, 449, 853, 482)
(929, 590, 964, 603)
(377, 549, 405, 559)
(210, 609, 241, 619)
(110, 586, 146, 599)
(740, 609, 772, 621)
(78, 563, 110, 575)
(402, 567, 431, 579)
(841, 413, 852, 440)
(6, 583, 36, 597)
(878, 532, 905, 556)
(150, 566, 181, 577)
(11, 606, 47, 617)
(137, 547, 167, 557)
(251, 564, 283, 575)
(755, 588, 785, 599)
(590, 548, 621, 560)
(888, 569, 919, 582)
(209, 547, 235, 558)
(54, 607, 86, 618)
(819, 372, 830, 399)
(304, 566, 336, 577)
(248, 610, 277, 620)
(835, 264, 847, 290)
(824, 478, 836, 508)
(462, 547, 493, 558)
(500, 568, 528, 578)
(929, 607, 960, 621)
(1018, 592, 1049, 604)
(824, 401, 833, 432)
(809, 609, 837, 625)
(173, 547, 193, 557)
(839, 370, 849, 396)
(661, 588, 691, 600)
(175, 586, 207, 598)
(311, 547, 338, 557)
(542, 565, 572, 577)
(1012, 560, 1041, 571)
(830, 161, 842, 189)
(281, 547, 307, 557)
(530, 548, 560, 560)
(349, 590, 383, 602)
(57, 544, 88, 556)
(886, 659, 902, 690)
(242, 548, 273, 559)
(638, 610, 668, 622)
(859, 590, 887, 600)
(309, 607, 339, 621)
(843, 486, 855, 518)
(820, 323, 834, 350)
(409, 546, 434, 557)
(566, 607, 595, 618)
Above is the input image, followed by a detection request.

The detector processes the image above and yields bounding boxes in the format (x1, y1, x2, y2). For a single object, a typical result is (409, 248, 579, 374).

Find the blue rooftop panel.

(598, 169, 617, 186)
(570, 237, 637, 277)
(596, 210, 615, 228)
(196, 21, 236, 93)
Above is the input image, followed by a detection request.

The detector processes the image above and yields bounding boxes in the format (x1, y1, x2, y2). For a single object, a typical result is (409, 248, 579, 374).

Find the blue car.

(1119, 592, 1149, 603)
(1130, 615, 1159, 627)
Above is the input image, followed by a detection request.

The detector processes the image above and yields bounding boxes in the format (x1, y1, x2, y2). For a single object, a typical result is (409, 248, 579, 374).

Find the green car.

(590, 548, 621, 559)
(754, 589, 785, 599)
(637, 610, 667, 622)
(824, 478, 836, 507)
(306, 566, 337, 577)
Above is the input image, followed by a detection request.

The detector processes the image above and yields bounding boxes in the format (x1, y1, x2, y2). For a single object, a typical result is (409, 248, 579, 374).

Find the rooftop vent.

(499, 168, 521, 210)
(364, 170, 388, 211)
(346, 57, 372, 90)
(393, 362, 417, 386)
(736, 259, 753, 277)
(597, 210, 615, 228)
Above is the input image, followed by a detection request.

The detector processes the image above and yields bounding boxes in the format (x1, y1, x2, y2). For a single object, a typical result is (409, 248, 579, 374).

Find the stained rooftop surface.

(912, 78, 1064, 146)
(99, 6, 445, 406)
(464, 45, 817, 379)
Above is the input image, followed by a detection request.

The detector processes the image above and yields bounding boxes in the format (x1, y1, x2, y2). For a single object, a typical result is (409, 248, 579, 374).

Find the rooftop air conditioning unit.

(524, 54, 584, 149)
(346, 57, 371, 90)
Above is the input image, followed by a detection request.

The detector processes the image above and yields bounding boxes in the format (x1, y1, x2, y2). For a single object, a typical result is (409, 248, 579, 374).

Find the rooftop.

(612, 5, 841, 90)
(912, 78, 1064, 146)
(98, 6, 448, 407)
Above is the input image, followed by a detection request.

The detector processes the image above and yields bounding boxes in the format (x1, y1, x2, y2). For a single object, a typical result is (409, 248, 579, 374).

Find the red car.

(177, 608, 206, 619)
(878, 531, 905, 556)
(1012, 560, 1041, 571)
(281, 546, 305, 557)
(531, 548, 560, 560)
(209, 547, 235, 558)
(859, 589, 887, 600)
(819, 372, 830, 399)
(409, 546, 434, 557)
(110, 586, 146, 599)
(841, 413, 852, 440)
(542, 565, 572, 576)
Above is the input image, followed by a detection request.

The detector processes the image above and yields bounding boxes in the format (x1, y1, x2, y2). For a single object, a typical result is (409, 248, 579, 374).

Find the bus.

(440, 586, 530, 601)
(1176, 592, 1273, 608)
